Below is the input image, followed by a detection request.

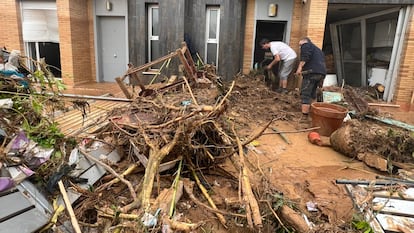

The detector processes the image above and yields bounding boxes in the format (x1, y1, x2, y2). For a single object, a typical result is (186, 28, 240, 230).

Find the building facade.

(1, 0, 414, 110)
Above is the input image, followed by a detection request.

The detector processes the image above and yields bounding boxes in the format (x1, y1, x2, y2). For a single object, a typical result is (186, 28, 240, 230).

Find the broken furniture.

(115, 42, 203, 99)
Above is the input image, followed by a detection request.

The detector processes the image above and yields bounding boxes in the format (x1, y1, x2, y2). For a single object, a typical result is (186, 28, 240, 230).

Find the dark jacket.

(300, 42, 326, 75)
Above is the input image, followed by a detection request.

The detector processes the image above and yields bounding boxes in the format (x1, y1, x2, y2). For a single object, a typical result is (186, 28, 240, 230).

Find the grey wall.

(95, 0, 128, 16)
(128, 0, 246, 80)
(128, 0, 185, 68)
(255, 0, 295, 44)
(185, 0, 246, 80)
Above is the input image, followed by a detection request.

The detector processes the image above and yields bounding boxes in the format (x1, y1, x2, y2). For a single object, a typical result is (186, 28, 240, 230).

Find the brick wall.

(395, 13, 414, 110)
(289, 0, 305, 55)
(57, 0, 94, 86)
(292, 0, 328, 48)
(242, 0, 255, 74)
(0, 0, 23, 52)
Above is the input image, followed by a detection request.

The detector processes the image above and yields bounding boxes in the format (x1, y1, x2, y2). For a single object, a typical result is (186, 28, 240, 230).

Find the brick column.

(395, 13, 414, 110)
(0, 0, 24, 52)
(57, 0, 95, 86)
(289, 0, 305, 55)
(242, 0, 255, 74)
(294, 0, 328, 48)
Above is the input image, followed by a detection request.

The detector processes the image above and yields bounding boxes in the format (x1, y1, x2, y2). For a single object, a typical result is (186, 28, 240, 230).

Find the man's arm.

(266, 54, 281, 70)
(296, 61, 306, 74)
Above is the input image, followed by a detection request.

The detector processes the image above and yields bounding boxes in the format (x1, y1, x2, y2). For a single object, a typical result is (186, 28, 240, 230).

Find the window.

(205, 6, 220, 67)
(148, 4, 160, 62)
(25, 42, 61, 77)
(21, 1, 61, 77)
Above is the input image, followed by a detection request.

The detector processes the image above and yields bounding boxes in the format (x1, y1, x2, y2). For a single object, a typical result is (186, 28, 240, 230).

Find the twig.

(182, 178, 246, 218)
(96, 163, 139, 192)
(337, 166, 378, 175)
(58, 181, 82, 233)
(109, 118, 139, 137)
(162, 216, 204, 232)
(272, 127, 291, 144)
(242, 119, 274, 147)
(262, 126, 321, 135)
(182, 76, 199, 106)
(79, 148, 137, 201)
(191, 169, 227, 227)
(233, 124, 263, 229)
(169, 159, 183, 217)
(207, 81, 235, 118)
(98, 207, 140, 220)
(265, 200, 290, 232)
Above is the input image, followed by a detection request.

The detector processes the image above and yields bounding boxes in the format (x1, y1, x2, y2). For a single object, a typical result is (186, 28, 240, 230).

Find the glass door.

(338, 22, 364, 86)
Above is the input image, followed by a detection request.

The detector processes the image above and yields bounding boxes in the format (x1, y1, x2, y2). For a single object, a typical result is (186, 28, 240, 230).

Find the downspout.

(385, 6, 411, 101)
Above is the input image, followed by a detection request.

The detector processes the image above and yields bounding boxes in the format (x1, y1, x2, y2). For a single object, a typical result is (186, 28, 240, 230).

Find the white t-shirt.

(269, 41, 297, 61)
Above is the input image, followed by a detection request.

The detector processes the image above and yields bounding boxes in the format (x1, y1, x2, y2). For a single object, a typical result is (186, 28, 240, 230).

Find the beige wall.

(57, 0, 95, 86)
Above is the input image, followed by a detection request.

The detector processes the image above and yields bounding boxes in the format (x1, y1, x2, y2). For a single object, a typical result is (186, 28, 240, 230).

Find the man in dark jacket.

(295, 37, 326, 124)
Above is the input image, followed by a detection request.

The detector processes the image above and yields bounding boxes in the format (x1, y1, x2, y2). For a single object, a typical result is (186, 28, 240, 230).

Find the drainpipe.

(385, 6, 411, 102)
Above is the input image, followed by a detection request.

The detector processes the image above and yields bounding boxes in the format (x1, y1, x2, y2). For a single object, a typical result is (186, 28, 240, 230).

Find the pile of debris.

(0, 44, 295, 233)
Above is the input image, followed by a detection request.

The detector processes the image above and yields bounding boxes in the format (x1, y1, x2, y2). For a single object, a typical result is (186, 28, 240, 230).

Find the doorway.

(254, 21, 286, 66)
(96, 16, 127, 82)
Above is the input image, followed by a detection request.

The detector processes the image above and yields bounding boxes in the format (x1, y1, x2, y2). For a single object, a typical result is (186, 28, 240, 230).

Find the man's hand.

(266, 65, 272, 70)
(295, 67, 302, 75)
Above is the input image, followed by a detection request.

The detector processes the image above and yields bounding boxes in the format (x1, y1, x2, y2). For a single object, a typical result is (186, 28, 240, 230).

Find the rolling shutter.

(21, 1, 59, 42)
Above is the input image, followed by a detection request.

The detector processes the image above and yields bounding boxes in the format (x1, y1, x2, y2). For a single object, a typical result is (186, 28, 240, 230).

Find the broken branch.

(80, 148, 137, 202)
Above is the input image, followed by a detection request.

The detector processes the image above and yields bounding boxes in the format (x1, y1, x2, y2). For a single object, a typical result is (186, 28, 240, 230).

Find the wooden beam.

(368, 103, 400, 108)
(125, 51, 179, 76)
(177, 48, 195, 81)
(115, 77, 133, 99)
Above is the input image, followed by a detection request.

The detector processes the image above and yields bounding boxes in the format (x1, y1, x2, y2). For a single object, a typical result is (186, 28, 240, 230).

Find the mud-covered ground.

(71, 74, 413, 233)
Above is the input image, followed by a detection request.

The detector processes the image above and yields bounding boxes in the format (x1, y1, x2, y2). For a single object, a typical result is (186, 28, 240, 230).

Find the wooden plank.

(182, 42, 197, 75)
(177, 48, 196, 81)
(116, 77, 133, 99)
(368, 103, 400, 108)
(55, 100, 129, 136)
(125, 51, 179, 76)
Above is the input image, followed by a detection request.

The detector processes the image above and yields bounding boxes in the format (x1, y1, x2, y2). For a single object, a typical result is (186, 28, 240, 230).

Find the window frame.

(205, 6, 220, 67)
(148, 4, 159, 62)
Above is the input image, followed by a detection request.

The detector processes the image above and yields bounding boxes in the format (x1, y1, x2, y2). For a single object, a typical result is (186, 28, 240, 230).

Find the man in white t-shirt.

(259, 38, 297, 93)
